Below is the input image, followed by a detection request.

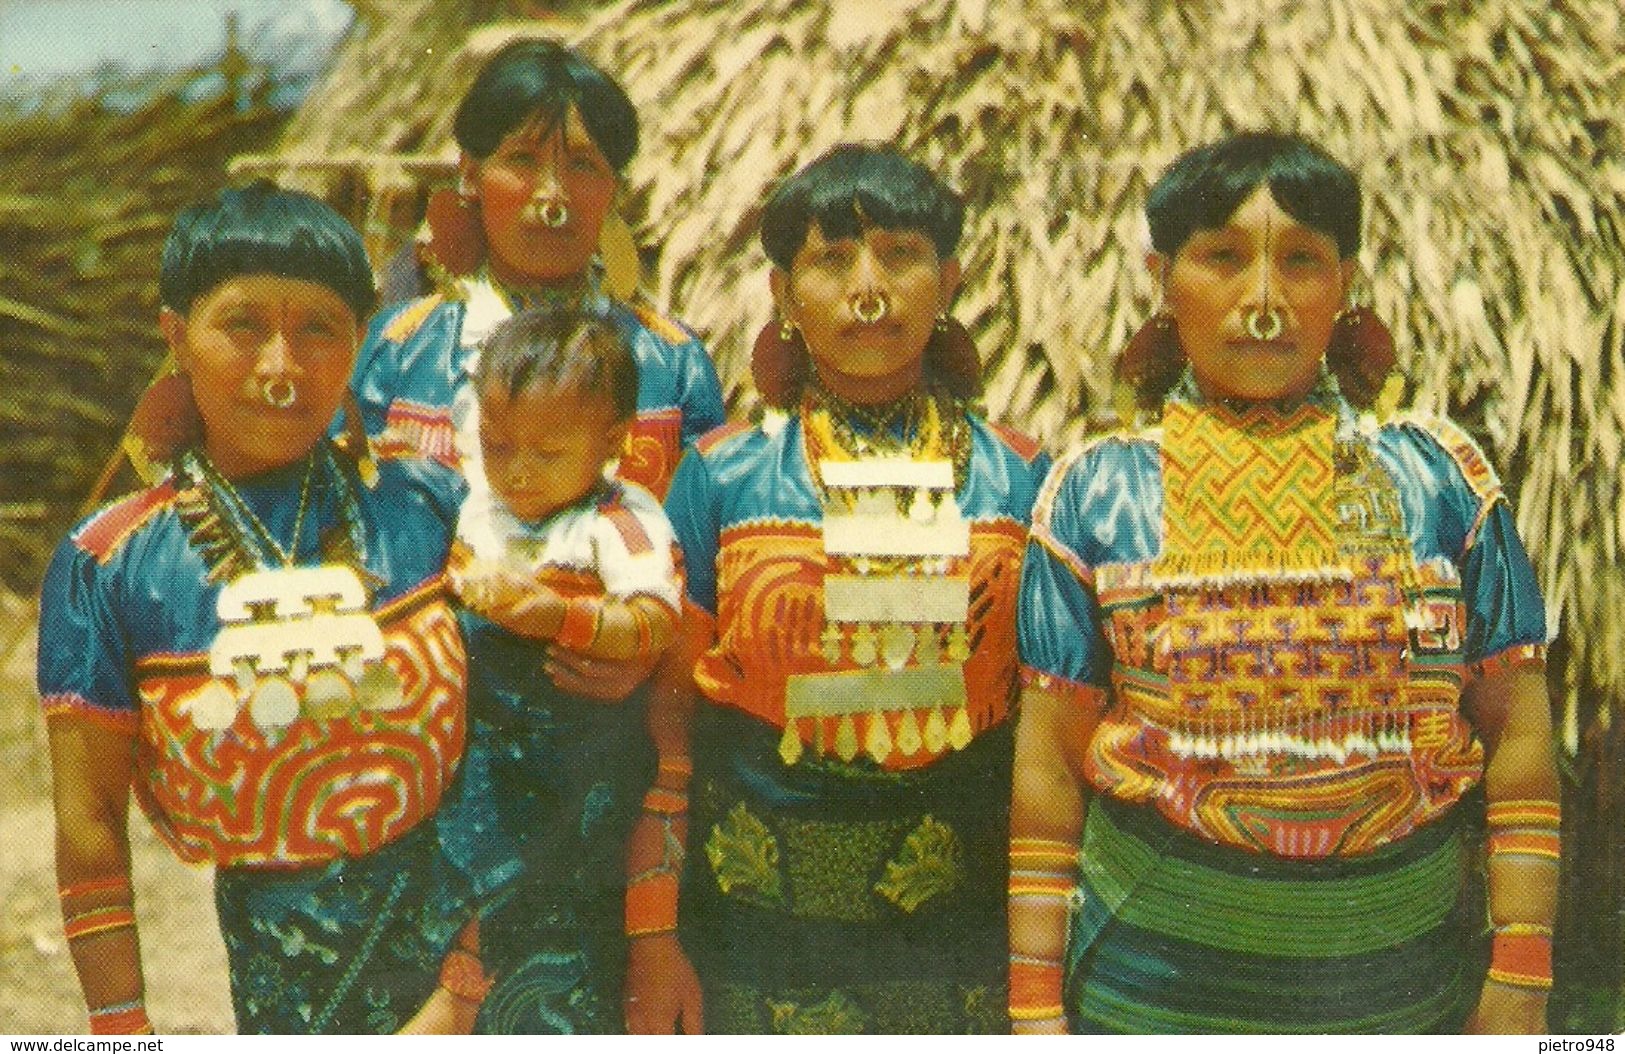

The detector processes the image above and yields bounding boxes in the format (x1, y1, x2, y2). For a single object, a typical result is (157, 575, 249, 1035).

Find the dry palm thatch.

(247, 0, 1625, 1012)
(0, 72, 288, 593)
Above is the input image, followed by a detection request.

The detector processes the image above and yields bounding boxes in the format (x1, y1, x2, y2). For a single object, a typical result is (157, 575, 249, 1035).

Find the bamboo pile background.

(6, 0, 1624, 1028)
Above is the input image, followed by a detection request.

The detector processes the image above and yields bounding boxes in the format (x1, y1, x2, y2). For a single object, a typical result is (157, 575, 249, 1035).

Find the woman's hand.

(1464, 982, 1547, 1034)
(625, 934, 703, 1034)
(544, 643, 659, 701)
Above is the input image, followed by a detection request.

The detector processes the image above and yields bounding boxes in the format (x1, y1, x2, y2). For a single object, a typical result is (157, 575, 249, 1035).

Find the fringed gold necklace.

(780, 384, 977, 767)
(174, 445, 397, 737)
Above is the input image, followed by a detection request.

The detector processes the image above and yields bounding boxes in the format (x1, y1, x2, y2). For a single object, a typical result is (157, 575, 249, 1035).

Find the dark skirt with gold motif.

(681, 705, 1011, 1034)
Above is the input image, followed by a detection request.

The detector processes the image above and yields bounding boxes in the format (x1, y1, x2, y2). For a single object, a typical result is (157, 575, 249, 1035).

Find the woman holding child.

(40, 183, 476, 1034)
(1010, 132, 1557, 1033)
(635, 144, 1050, 1033)
(346, 38, 719, 1033)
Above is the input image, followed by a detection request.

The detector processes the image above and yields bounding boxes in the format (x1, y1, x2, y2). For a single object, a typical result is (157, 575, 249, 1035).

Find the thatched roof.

(250, 2, 1625, 752)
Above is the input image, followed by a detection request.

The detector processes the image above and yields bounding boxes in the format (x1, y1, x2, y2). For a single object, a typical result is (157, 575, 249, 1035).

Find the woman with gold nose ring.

(1011, 131, 1555, 1033)
(351, 37, 724, 510)
(345, 39, 726, 1034)
(639, 144, 1052, 1033)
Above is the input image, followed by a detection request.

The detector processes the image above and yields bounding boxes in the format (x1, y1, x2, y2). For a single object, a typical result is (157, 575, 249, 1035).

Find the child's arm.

(455, 563, 678, 664)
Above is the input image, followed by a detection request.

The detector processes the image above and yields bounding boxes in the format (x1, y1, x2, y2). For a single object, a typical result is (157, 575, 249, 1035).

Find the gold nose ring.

(852, 292, 889, 324)
(538, 200, 569, 228)
(1245, 306, 1284, 341)
(261, 378, 297, 409)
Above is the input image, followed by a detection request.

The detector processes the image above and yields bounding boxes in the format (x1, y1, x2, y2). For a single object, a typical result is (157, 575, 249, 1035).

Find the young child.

(436, 305, 681, 1033)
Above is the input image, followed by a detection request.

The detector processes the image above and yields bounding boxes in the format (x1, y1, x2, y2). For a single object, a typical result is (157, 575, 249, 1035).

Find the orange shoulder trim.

(695, 420, 754, 455)
(381, 294, 446, 343)
(600, 501, 654, 555)
(628, 298, 693, 345)
(988, 421, 1044, 462)
(75, 481, 178, 564)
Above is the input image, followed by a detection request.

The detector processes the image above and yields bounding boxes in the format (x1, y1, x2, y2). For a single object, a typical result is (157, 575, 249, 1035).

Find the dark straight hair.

(453, 39, 638, 170)
(760, 143, 965, 269)
(159, 179, 377, 318)
(1146, 131, 1361, 259)
(476, 305, 639, 421)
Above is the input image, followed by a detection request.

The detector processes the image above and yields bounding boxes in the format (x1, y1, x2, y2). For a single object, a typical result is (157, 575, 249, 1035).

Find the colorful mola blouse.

(1018, 382, 1547, 858)
(38, 450, 469, 868)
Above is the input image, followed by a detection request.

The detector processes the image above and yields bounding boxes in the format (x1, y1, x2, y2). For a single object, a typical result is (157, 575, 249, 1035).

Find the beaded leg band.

(439, 918, 492, 1004)
(1485, 799, 1560, 991)
(1008, 837, 1079, 1029)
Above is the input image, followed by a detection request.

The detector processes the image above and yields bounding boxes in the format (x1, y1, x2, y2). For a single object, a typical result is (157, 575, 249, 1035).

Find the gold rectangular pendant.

(819, 458, 954, 489)
(785, 664, 968, 718)
(823, 512, 970, 557)
(824, 575, 970, 623)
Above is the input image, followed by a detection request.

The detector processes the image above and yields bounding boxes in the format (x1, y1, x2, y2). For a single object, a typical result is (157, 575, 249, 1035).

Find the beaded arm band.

(625, 758, 691, 938)
(60, 876, 150, 1034)
(1008, 837, 1079, 1029)
(555, 597, 602, 651)
(1485, 799, 1560, 991)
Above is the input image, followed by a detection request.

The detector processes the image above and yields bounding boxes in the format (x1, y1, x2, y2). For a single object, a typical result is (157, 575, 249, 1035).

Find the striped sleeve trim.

(1019, 665, 1108, 710)
(1471, 642, 1547, 680)
(41, 693, 138, 734)
(74, 482, 177, 564)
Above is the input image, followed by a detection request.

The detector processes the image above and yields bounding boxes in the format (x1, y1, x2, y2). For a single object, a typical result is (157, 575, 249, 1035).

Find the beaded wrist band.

(626, 871, 681, 937)
(627, 780, 688, 938)
(1488, 923, 1554, 991)
(1484, 801, 1559, 991)
(1009, 837, 1079, 903)
(1009, 837, 1078, 1028)
(656, 756, 693, 786)
(555, 597, 600, 651)
(89, 1000, 152, 1036)
(1009, 954, 1066, 1028)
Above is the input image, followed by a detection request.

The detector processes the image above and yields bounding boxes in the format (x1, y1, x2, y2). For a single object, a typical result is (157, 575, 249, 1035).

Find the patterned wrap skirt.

(436, 610, 656, 1034)
(681, 705, 1012, 1034)
(1067, 795, 1485, 1034)
(214, 822, 472, 1034)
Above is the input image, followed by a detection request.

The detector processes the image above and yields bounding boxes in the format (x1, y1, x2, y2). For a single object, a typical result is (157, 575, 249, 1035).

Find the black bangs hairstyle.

(475, 305, 639, 422)
(159, 180, 377, 318)
(761, 143, 965, 269)
(453, 39, 638, 170)
(1147, 131, 1361, 259)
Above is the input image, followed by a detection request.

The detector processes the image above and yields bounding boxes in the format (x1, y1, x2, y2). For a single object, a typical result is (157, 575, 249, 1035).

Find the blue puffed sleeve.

(37, 537, 135, 720)
(347, 297, 465, 438)
(1459, 497, 1547, 663)
(1016, 452, 1114, 691)
(663, 446, 723, 616)
(1376, 418, 1548, 664)
(674, 336, 726, 447)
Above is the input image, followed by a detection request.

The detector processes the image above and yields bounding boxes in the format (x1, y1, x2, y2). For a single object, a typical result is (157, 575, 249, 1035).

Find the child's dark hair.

(476, 306, 639, 421)
(760, 143, 965, 269)
(159, 180, 377, 318)
(1147, 131, 1361, 259)
(454, 39, 638, 170)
